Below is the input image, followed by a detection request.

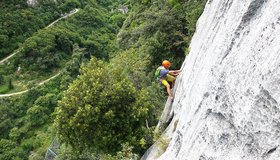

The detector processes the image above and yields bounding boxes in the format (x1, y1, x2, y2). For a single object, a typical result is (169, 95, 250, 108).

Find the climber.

(155, 60, 181, 99)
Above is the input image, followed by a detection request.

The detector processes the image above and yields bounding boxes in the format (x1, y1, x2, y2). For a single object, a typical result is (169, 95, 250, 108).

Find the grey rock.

(143, 0, 280, 159)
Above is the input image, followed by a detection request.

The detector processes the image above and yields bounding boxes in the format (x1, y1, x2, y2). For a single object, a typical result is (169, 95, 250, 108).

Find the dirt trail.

(0, 73, 61, 98)
(0, 8, 79, 65)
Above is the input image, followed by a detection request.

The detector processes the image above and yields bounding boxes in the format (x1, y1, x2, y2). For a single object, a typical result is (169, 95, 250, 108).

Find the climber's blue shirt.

(160, 69, 169, 78)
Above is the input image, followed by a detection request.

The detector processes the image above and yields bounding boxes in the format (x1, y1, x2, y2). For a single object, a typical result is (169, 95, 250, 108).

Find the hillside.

(0, 0, 206, 159)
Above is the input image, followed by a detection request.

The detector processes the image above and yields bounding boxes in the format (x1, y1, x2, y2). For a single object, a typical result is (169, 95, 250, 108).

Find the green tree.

(9, 127, 23, 142)
(0, 0, 61, 58)
(0, 75, 3, 85)
(26, 105, 49, 127)
(55, 57, 150, 153)
(0, 105, 15, 139)
(0, 139, 25, 160)
(59, 0, 81, 12)
(8, 78, 13, 90)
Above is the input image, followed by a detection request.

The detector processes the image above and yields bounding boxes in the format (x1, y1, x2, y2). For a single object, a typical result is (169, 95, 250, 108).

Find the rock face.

(144, 0, 280, 159)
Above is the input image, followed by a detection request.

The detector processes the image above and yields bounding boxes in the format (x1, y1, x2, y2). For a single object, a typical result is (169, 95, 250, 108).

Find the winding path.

(0, 72, 61, 98)
(0, 8, 80, 98)
(46, 8, 79, 28)
(0, 50, 21, 64)
(0, 8, 79, 65)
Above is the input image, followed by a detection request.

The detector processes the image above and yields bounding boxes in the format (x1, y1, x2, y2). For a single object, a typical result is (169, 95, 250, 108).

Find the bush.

(26, 105, 49, 127)
(0, 139, 26, 160)
(55, 57, 150, 153)
(0, 84, 9, 94)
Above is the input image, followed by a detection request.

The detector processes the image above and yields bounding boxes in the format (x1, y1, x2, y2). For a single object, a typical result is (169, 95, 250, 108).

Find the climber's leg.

(166, 74, 176, 87)
(162, 79, 173, 99)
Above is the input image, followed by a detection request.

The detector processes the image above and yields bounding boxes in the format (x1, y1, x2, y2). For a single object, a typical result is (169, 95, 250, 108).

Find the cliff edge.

(143, 0, 280, 159)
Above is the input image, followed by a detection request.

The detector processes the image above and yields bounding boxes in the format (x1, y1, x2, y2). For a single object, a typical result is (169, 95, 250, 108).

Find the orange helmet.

(162, 60, 171, 68)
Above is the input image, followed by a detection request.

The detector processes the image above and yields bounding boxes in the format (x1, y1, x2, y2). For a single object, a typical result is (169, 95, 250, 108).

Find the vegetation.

(0, 0, 63, 59)
(156, 135, 170, 158)
(0, 0, 206, 159)
(0, 44, 88, 160)
(0, 0, 125, 94)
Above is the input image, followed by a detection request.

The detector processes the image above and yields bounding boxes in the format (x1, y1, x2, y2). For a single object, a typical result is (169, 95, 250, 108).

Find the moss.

(173, 119, 179, 132)
(156, 135, 170, 157)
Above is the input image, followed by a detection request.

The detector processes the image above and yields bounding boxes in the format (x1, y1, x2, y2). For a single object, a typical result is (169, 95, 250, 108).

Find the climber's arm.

(168, 70, 181, 76)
